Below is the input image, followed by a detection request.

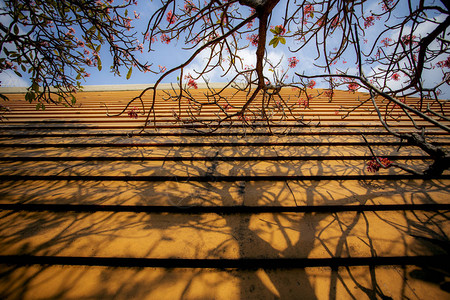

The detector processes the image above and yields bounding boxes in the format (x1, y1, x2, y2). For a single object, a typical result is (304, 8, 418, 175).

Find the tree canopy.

(0, 0, 449, 175)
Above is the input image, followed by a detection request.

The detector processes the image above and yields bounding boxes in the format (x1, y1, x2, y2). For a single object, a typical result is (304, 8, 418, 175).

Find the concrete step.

(1, 264, 449, 300)
(0, 179, 448, 207)
(0, 209, 448, 260)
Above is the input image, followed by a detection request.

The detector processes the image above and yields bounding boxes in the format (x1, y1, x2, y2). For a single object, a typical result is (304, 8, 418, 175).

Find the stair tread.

(0, 209, 448, 260)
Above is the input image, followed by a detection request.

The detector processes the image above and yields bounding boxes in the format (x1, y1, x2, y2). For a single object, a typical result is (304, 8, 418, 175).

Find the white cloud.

(0, 70, 29, 87)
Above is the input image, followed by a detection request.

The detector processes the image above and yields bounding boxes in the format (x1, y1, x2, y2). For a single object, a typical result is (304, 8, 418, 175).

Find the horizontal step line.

(0, 132, 449, 138)
(0, 124, 441, 130)
(1, 203, 448, 214)
(0, 255, 447, 269)
(0, 174, 447, 181)
(0, 142, 431, 148)
(0, 156, 430, 162)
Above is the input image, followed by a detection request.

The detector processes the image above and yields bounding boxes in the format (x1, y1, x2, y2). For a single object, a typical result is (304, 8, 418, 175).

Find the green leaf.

(21, 64, 26, 72)
(269, 37, 279, 48)
(279, 37, 286, 45)
(14, 70, 22, 77)
(36, 103, 40, 110)
(76, 73, 81, 80)
(126, 67, 132, 80)
(125, 9, 128, 17)
(97, 57, 102, 71)
(270, 28, 277, 34)
(71, 94, 76, 105)
(32, 82, 39, 93)
(273, 39, 279, 48)
(95, 44, 101, 53)
(13, 24, 19, 35)
(25, 92, 35, 103)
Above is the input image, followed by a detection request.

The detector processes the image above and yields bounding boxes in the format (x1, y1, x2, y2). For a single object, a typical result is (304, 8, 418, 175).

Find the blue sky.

(1, 0, 449, 99)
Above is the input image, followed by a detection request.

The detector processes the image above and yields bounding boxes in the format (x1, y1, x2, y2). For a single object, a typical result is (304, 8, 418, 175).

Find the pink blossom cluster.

(185, 74, 198, 89)
(367, 157, 391, 173)
(127, 107, 139, 119)
(437, 56, 450, 68)
(247, 34, 259, 47)
(347, 82, 359, 92)
(166, 10, 177, 24)
(288, 57, 299, 68)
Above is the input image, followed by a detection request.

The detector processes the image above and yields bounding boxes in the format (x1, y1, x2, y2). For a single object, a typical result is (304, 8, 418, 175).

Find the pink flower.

(187, 78, 198, 89)
(303, 4, 314, 17)
(348, 82, 359, 92)
(381, 38, 392, 47)
(367, 157, 391, 173)
(247, 34, 259, 47)
(273, 25, 286, 35)
(381, 0, 394, 11)
(288, 57, 299, 68)
(184, 1, 197, 14)
(158, 65, 166, 73)
(128, 107, 139, 119)
(437, 56, 450, 68)
(392, 73, 400, 81)
(166, 10, 177, 24)
(364, 16, 375, 28)
(124, 19, 132, 31)
(161, 34, 170, 44)
(136, 43, 144, 53)
(402, 35, 417, 46)
(77, 40, 85, 47)
(134, 11, 140, 19)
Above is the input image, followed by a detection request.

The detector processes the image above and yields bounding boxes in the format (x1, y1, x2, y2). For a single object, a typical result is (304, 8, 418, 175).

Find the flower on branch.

(364, 16, 375, 28)
(367, 157, 391, 173)
(158, 65, 166, 73)
(184, 1, 197, 15)
(166, 10, 177, 24)
(324, 90, 334, 98)
(437, 56, 450, 68)
(391, 73, 400, 81)
(128, 107, 139, 119)
(303, 4, 314, 18)
(247, 34, 259, 47)
(347, 82, 359, 92)
(307, 80, 316, 89)
(381, 0, 395, 12)
(380, 37, 392, 47)
(124, 18, 132, 30)
(288, 57, 299, 68)
(298, 98, 309, 108)
(161, 34, 171, 44)
(185, 75, 198, 89)
(66, 27, 75, 36)
(136, 43, 144, 53)
(402, 35, 417, 46)
(271, 25, 286, 36)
